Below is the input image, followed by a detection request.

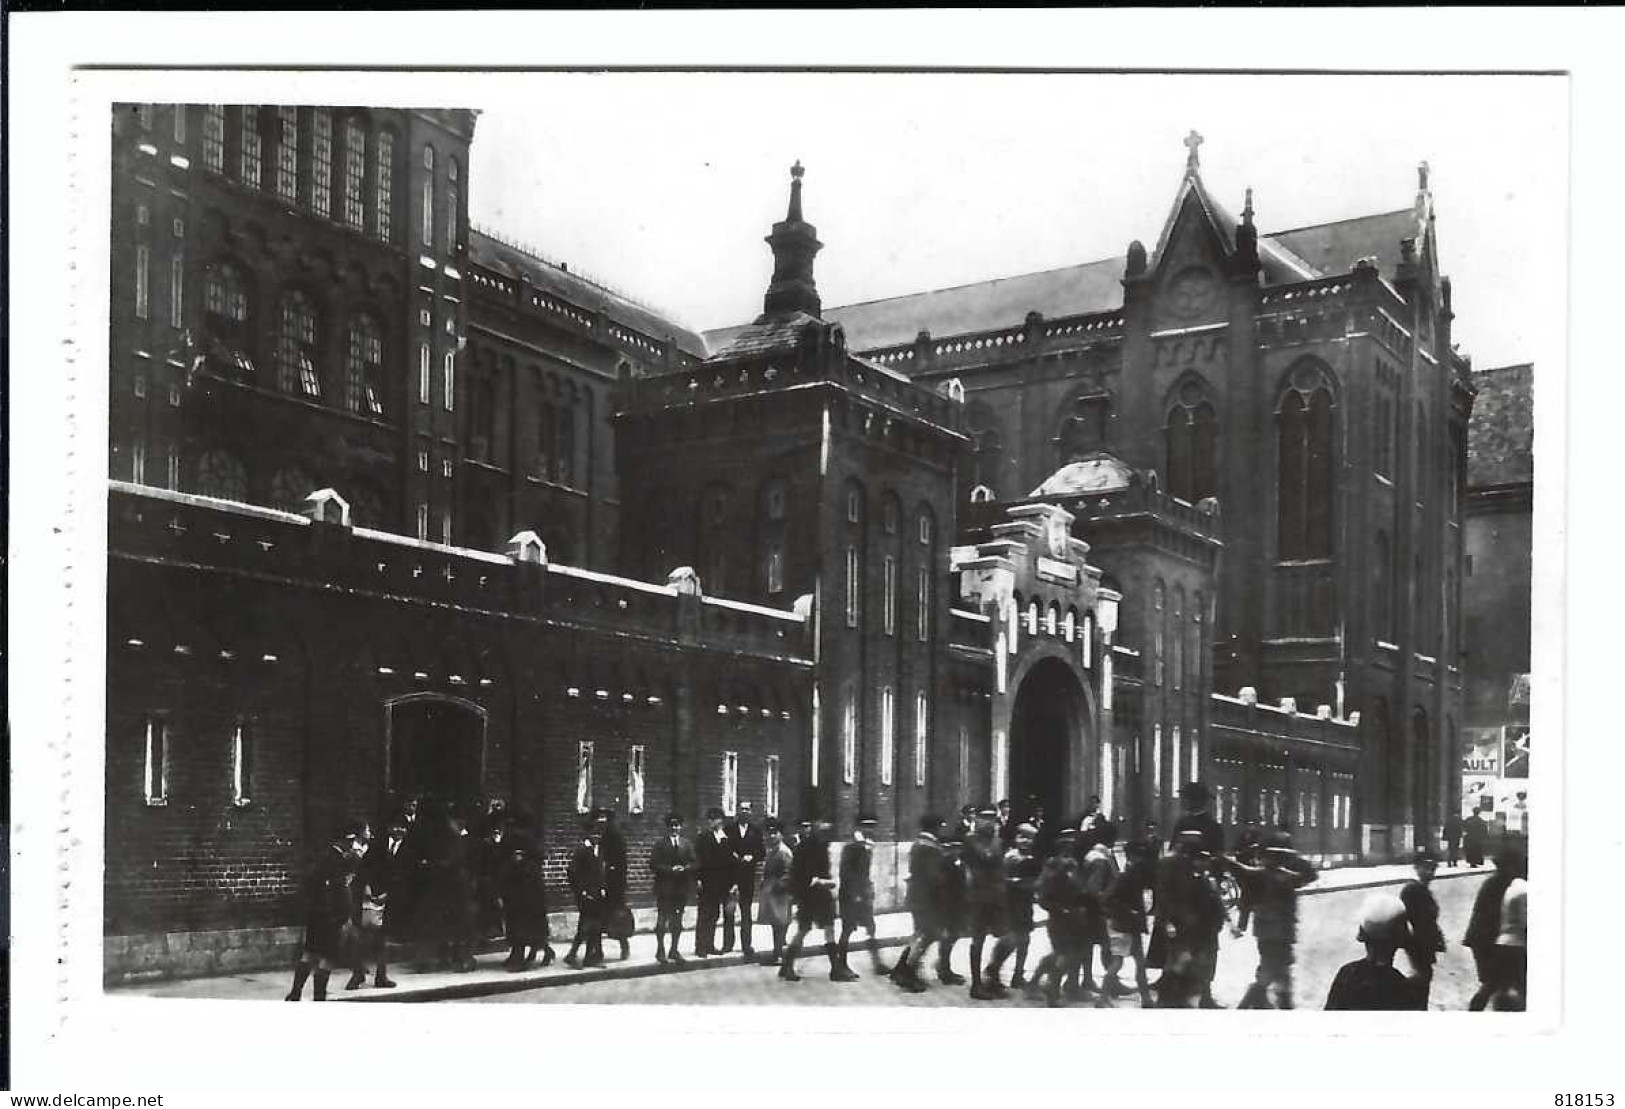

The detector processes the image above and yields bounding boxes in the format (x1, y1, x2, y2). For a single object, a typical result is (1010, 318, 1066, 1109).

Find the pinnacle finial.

(1417, 160, 1430, 192)
(786, 159, 805, 222)
(1242, 186, 1255, 225)
(1184, 129, 1204, 173)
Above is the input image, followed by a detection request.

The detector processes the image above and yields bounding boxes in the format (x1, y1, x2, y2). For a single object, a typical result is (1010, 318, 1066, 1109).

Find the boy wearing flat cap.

(650, 813, 696, 965)
(1399, 845, 1446, 1008)
(838, 815, 888, 977)
(694, 806, 736, 957)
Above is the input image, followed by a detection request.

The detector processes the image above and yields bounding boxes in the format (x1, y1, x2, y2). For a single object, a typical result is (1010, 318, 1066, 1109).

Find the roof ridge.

(824, 255, 1124, 315)
(1263, 208, 1413, 239)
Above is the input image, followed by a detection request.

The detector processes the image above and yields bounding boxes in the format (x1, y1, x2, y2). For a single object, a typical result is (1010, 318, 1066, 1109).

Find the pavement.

(107, 861, 1491, 1005)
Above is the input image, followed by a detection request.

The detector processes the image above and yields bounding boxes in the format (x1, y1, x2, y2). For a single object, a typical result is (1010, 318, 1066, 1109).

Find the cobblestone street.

(471, 871, 1491, 1009)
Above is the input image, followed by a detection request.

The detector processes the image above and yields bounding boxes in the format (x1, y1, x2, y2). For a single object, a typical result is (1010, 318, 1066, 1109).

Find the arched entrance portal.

(1008, 656, 1090, 823)
(386, 695, 488, 813)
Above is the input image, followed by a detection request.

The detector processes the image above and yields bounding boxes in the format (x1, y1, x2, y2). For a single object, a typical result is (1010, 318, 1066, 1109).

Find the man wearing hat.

(1154, 828, 1227, 1007)
(1227, 828, 1317, 1008)
(565, 819, 608, 969)
(756, 818, 795, 965)
(1399, 845, 1446, 1008)
(891, 813, 948, 994)
(693, 807, 737, 957)
(838, 815, 888, 977)
(1173, 781, 1225, 856)
(964, 805, 1010, 999)
(726, 800, 766, 958)
(650, 812, 696, 965)
(780, 819, 856, 983)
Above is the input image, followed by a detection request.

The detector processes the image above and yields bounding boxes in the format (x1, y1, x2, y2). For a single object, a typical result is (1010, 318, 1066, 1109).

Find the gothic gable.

(1149, 192, 1232, 332)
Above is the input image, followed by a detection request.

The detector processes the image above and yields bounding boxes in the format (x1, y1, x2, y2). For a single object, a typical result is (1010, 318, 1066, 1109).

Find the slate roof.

(703, 208, 1429, 355)
(468, 229, 710, 359)
(706, 311, 822, 360)
(1467, 363, 1534, 488)
(1030, 455, 1136, 497)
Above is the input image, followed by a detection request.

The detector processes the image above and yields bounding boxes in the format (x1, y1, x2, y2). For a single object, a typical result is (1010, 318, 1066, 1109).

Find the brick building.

(106, 107, 1484, 980)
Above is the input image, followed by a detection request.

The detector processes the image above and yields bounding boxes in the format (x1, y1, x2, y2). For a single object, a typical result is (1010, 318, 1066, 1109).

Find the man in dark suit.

(596, 808, 632, 962)
(997, 799, 1016, 846)
(650, 812, 696, 965)
(693, 807, 736, 957)
(354, 818, 407, 989)
(725, 800, 765, 958)
(566, 822, 607, 968)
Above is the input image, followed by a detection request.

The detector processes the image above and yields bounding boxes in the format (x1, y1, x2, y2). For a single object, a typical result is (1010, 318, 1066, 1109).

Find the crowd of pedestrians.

(284, 783, 1529, 1010)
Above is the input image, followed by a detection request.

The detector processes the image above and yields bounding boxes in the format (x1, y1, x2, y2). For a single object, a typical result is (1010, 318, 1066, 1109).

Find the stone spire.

(762, 160, 823, 319)
(1235, 186, 1258, 269)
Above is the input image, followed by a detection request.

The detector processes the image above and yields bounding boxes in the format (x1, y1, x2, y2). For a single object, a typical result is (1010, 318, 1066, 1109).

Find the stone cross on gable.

(1184, 129, 1204, 172)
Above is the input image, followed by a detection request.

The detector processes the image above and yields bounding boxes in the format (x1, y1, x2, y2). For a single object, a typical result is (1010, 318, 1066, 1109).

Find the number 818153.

(1556, 1097, 1614, 1107)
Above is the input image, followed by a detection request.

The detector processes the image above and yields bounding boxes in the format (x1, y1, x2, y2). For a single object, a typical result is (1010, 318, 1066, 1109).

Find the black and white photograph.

(7, 7, 1619, 1101)
(96, 71, 1551, 1015)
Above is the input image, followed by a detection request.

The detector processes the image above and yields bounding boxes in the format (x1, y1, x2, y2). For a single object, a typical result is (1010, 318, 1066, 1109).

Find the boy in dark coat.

(1103, 837, 1156, 1006)
(726, 801, 766, 958)
(837, 815, 888, 976)
(1033, 828, 1088, 1007)
(1229, 829, 1317, 1009)
(1465, 838, 1526, 1010)
(1154, 830, 1227, 1008)
(650, 813, 696, 965)
(890, 814, 947, 994)
(286, 822, 368, 1002)
(963, 806, 1009, 1000)
(985, 822, 1039, 993)
(1399, 846, 1446, 1008)
(566, 823, 608, 968)
(934, 828, 970, 986)
(500, 828, 555, 970)
(779, 819, 856, 983)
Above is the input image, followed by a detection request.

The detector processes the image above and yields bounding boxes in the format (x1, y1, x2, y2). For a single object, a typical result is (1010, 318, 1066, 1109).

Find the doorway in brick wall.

(385, 694, 488, 817)
(1008, 656, 1087, 825)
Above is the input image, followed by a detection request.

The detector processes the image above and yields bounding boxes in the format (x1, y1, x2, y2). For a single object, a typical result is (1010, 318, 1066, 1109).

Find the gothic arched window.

(277, 291, 319, 398)
(374, 128, 395, 244)
(1166, 379, 1219, 503)
(1277, 361, 1336, 560)
(1372, 530, 1394, 642)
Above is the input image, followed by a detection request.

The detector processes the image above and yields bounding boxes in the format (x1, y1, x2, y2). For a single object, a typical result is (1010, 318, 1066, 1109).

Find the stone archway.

(1004, 650, 1094, 824)
(384, 694, 488, 815)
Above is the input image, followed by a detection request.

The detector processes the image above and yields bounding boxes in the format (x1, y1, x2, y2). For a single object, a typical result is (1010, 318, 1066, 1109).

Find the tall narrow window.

(1171, 589, 1183, 692)
(722, 751, 739, 815)
(137, 104, 153, 131)
(343, 117, 366, 231)
(766, 545, 784, 595)
(555, 403, 574, 484)
(346, 316, 384, 416)
(765, 756, 780, 817)
(231, 720, 254, 806)
(169, 251, 185, 329)
(276, 292, 318, 397)
(143, 718, 169, 805)
(1172, 726, 1182, 791)
(914, 692, 928, 787)
(842, 691, 857, 785)
(441, 509, 453, 545)
(445, 158, 459, 255)
(421, 145, 435, 247)
(957, 725, 969, 801)
(575, 741, 594, 814)
(202, 105, 225, 173)
(1188, 729, 1199, 784)
(172, 104, 187, 144)
(239, 106, 262, 189)
(992, 729, 1008, 804)
(1277, 362, 1336, 560)
(443, 350, 456, 411)
(418, 343, 430, 404)
(1153, 724, 1163, 799)
(374, 129, 394, 243)
(310, 108, 333, 217)
(845, 546, 860, 628)
(880, 687, 895, 787)
(916, 568, 931, 641)
(1152, 581, 1166, 687)
(275, 106, 298, 200)
(628, 745, 646, 815)
(166, 447, 180, 491)
(130, 437, 147, 485)
(134, 244, 150, 320)
(415, 502, 428, 541)
(883, 556, 897, 636)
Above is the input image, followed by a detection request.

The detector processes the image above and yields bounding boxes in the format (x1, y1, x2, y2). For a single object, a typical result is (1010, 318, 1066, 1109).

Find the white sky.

(467, 72, 1565, 371)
